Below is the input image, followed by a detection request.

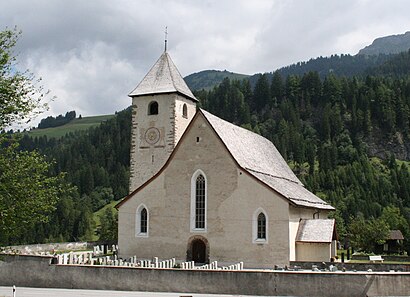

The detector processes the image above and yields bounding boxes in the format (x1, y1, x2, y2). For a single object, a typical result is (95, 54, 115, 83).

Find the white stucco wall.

(119, 114, 292, 268)
(295, 242, 331, 262)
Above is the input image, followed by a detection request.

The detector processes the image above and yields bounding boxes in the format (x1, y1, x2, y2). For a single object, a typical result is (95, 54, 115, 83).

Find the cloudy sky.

(2, 0, 410, 125)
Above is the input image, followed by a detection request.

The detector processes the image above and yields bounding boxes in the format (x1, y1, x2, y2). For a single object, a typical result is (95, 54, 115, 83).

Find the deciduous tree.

(0, 27, 65, 244)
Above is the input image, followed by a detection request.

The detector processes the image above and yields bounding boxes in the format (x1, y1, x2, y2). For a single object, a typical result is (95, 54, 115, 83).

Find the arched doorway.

(192, 239, 206, 263)
(187, 235, 209, 264)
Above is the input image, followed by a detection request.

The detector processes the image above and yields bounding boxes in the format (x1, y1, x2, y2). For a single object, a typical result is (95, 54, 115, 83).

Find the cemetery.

(1, 242, 410, 296)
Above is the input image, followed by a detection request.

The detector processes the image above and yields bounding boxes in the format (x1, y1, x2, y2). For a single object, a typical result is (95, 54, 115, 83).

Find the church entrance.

(192, 239, 206, 263)
(187, 235, 209, 264)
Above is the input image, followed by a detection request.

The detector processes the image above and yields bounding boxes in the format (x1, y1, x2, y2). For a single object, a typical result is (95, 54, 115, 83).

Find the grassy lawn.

(347, 259, 410, 264)
(337, 249, 410, 264)
(27, 114, 115, 138)
(91, 200, 119, 241)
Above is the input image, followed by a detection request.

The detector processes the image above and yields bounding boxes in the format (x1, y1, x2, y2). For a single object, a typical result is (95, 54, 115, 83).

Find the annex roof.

(296, 219, 336, 243)
(128, 51, 197, 102)
(201, 109, 334, 210)
(389, 230, 404, 240)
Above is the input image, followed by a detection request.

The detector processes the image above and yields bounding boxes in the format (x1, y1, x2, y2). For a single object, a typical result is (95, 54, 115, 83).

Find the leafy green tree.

(0, 28, 65, 245)
(98, 208, 118, 241)
(0, 27, 50, 128)
(380, 206, 409, 232)
(348, 216, 389, 253)
(329, 210, 347, 243)
(0, 141, 67, 243)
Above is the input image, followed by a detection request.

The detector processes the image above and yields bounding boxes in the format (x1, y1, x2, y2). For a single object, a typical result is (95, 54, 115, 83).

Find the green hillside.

(92, 200, 118, 241)
(28, 114, 115, 138)
(185, 70, 249, 91)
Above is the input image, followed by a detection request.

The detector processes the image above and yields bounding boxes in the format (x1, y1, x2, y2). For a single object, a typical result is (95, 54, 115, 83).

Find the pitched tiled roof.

(389, 230, 404, 240)
(296, 219, 336, 243)
(129, 52, 197, 102)
(201, 109, 334, 210)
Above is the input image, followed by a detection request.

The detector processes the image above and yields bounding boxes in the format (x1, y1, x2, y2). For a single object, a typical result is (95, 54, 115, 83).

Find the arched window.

(190, 170, 207, 231)
(253, 208, 268, 243)
(140, 208, 148, 233)
(148, 101, 158, 115)
(257, 213, 266, 239)
(182, 104, 188, 118)
(136, 204, 149, 237)
(195, 174, 206, 229)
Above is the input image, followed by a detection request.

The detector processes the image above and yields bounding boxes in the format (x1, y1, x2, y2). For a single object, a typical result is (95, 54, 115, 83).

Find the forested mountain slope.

(366, 49, 410, 77)
(185, 70, 249, 91)
(196, 72, 410, 252)
(358, 31, 410, 56)
(186, 32, 410, 92)
(15, 109, 131, 244)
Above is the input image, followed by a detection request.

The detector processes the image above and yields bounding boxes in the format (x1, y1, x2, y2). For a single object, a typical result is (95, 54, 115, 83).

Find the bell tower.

(128, 51, 197, 193)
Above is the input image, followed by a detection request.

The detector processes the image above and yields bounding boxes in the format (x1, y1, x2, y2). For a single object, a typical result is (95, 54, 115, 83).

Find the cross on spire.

(164, 26, 168, 52)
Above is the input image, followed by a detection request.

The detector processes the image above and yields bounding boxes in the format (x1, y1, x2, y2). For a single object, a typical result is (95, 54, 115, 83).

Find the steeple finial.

(164, 26, 168, 52)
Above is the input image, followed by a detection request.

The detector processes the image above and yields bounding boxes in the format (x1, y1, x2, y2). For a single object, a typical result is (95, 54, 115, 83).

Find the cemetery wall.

(1, 255, 410, 297)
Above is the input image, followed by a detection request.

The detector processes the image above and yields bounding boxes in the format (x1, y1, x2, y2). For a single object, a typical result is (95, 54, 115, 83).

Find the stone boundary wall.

(291, 261, 410, 272)
(1, 255, 410, 297)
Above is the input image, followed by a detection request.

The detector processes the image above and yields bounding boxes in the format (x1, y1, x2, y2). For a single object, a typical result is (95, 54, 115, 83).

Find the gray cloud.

(1, 0, 410, 126)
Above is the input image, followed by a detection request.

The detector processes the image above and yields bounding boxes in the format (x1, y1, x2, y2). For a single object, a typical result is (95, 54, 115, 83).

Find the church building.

(116, 50, 337, 268)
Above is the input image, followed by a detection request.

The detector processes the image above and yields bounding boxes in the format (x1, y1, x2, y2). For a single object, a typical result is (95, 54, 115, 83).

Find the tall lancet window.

(182, 103, 188, 118)
(136, 204, 149, 237)
(190, 170, 207, 232)
(257, 213, 266, 239)
(195, 174, 206, 229)
(253, 208, 268, 244)
(140, 208, 148, 233)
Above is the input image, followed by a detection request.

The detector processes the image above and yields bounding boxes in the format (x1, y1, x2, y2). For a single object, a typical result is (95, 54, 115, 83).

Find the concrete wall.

(1, 255, 410, 297)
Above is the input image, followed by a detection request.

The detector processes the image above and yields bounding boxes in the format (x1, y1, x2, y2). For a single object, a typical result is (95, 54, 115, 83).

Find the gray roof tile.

(201, 109, 334, 210)
(389, 230, 404, 240)
(296, 219, 335, 243)
(129, 52, 197, 102)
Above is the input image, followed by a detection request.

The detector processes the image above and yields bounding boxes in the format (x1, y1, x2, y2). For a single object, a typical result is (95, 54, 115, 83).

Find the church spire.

(164, 26, 168, 52)
(128, 49, 197, 102)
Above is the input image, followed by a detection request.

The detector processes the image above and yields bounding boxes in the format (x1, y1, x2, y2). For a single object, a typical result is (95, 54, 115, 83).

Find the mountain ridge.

(358, 31, 410, 56)
(185, 31, 410, 91)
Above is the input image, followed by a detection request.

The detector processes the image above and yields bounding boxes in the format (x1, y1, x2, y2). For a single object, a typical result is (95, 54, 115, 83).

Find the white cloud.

(1, 0, 410, 125)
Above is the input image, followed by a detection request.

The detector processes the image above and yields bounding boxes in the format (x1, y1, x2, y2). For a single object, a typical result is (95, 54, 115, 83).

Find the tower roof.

(129, 52, 198, 102)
